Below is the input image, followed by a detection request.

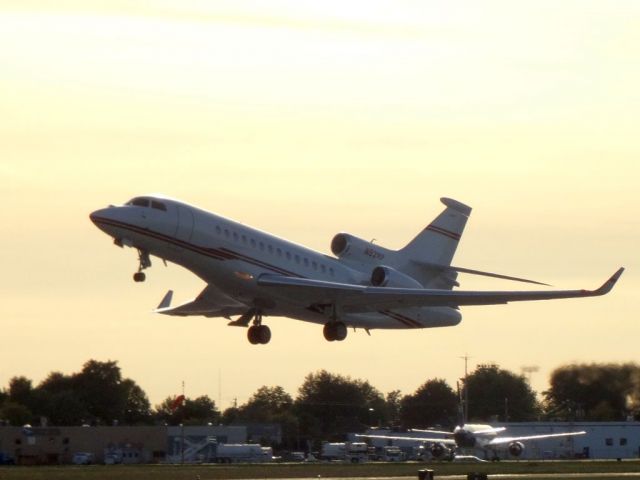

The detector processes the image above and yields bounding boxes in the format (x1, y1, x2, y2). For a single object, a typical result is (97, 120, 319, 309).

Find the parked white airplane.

(357, 425, 586, 460)
(90, 195, 623, 344)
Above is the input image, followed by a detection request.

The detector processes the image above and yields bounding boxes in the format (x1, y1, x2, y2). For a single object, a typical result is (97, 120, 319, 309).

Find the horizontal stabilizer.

(154, 285, 248, 318)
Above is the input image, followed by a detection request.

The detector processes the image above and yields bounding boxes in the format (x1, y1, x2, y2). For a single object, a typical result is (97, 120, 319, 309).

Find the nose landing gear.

(133, 249, 151, 282)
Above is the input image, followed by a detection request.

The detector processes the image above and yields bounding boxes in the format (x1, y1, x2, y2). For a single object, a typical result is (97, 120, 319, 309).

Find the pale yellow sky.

(1, 1, 638, 409)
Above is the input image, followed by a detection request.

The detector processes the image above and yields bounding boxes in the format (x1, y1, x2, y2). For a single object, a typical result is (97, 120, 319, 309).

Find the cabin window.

(295, 254, 300, 264)
(286, 251, 291, 260)
(312, 261, 318, 270)
(268, 245, 273, 254)
(605, 438, 613, 446)
(620, 438, 628, 446)
(224, 229, 230, 238)
(233, 232, 239, 242)
(276, 248, 282, 257)
(250, 239, 256, 248)
(321, 265, 326, 273)
(329, 267, 335, 277)
(151, 200, 167, 211)
(215, 226, 222, 235)
(259, 242, 265, 251)
(303, 258, 309, 267)
(241, 234, 247, 244)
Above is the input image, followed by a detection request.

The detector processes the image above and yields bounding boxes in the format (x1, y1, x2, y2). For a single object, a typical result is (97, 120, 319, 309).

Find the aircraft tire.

(133, 272, 146, 282)
(247, 325, 260, 345)
(334, 322, 347, 341)
(257, 325, 271, 344)
(323, 323, 336, 342)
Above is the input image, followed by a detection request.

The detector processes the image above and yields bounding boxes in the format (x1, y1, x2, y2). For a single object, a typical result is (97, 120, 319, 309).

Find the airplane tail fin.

(399, 197, 471, 266)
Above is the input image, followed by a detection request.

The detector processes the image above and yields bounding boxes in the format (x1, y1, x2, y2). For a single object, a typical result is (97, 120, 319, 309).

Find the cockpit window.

(130, 198, 150, 208)
(151, 201, 167, 211)
(126, 197, 168, 211)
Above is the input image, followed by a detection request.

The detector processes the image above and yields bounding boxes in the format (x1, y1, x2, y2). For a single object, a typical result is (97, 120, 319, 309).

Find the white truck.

(215, 444, 273, 463)
(320, 442, 368, 463)
(380, 445, 405, 462)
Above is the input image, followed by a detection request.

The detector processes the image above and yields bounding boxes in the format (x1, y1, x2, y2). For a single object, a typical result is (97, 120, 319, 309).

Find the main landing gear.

(247, 312, 271, 345)
(133, 249, 151, 282)
(323, 321, 347, 342)
(322, 303, 347, 342)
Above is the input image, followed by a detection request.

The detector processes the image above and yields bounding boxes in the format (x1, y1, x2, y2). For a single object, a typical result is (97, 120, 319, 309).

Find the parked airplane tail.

(400, 197, 472, 266)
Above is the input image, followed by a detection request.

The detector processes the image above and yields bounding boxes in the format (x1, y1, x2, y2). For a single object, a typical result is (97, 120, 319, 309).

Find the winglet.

(593, 267, 624, 295)
(157, 290, 173, 310)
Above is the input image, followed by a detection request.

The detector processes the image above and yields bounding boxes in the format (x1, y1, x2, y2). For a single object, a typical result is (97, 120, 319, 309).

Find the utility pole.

(181, 380, 185, 465)
(459, 354, 472, 424)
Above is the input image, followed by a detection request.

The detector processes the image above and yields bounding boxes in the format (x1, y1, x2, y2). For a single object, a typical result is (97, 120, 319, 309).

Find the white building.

(494, 422, 640, 460)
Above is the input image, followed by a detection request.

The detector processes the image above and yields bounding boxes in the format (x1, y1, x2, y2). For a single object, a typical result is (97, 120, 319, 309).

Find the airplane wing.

(257, 268, 623, 313)
(154, 285, 248, 318)
(487, 430, 586, 446)
(356, 434, 456, 445)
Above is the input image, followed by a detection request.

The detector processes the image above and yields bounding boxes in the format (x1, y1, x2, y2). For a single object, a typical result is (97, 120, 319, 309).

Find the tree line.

(1, 360, 639, 448)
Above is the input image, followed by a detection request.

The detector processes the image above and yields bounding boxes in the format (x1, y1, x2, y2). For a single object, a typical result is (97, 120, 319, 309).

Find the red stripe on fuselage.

(380, 309, 422, 328)
(91, 217, 303, 277)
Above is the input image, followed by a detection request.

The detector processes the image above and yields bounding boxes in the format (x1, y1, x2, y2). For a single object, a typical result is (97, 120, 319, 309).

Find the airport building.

(0, 425, 248, 465)
(494, 422, 640, 460)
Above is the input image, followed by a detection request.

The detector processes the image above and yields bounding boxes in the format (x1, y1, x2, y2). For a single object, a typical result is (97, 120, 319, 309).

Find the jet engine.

(331, 233, 389, 264)
(508, 441, 525, 457)
(370, 266, 423, 288)
(430, 442, 450, 459)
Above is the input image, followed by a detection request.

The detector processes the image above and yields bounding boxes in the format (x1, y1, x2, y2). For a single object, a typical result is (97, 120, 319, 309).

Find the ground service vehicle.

(214, 444, 272, 463)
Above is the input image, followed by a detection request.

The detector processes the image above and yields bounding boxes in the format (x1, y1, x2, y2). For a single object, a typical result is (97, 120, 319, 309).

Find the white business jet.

(90, 196, 623, 345)
(357, 424, 586, 460)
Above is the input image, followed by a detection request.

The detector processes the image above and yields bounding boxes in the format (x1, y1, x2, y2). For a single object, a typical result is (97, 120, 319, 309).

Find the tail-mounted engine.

(331, 233, 390, 264)
(371, 266, 423, 288)
(508, 441, 525, 457)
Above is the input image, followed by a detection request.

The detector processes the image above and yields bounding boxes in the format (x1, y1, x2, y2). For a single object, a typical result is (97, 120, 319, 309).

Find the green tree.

(295, 370, 386, 441)
(33, 361, 152, 426)
(400, 379, 457, 428)
(73, 359, 126, 424)
(121, 379, 152, 425)
(544, 363, 640, 421)
(240, 386, 293, 423)
(233, 386, 299, 449)
(0, 401, 33, 426)
(464, 364, 539, 422)
(385, 390, 403, 427)
(155, 395, 220, 425)
(8, 376, 35, 412)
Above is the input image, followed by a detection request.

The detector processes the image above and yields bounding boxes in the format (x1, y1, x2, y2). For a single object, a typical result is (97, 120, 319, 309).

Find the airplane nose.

(89, 206, 120, 227)
(89, 208, 108, 225)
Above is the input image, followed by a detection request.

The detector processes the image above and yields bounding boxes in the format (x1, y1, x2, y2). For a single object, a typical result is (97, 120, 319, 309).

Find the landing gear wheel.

(247, 324, 271, 345)
(334, 322, 347, 341)
(257, 325, 271, 344)
(133, 272, 146, 282)
(323, 322, 347, 342)
(323, 323, 336, 342)
(247, 325, 260, 345)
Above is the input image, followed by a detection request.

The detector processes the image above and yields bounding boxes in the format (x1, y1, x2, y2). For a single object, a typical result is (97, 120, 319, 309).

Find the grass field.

(1, 460, 640, 480)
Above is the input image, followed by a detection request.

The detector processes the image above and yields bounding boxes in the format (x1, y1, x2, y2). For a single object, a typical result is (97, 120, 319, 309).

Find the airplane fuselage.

(90, 196, 461, 331)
